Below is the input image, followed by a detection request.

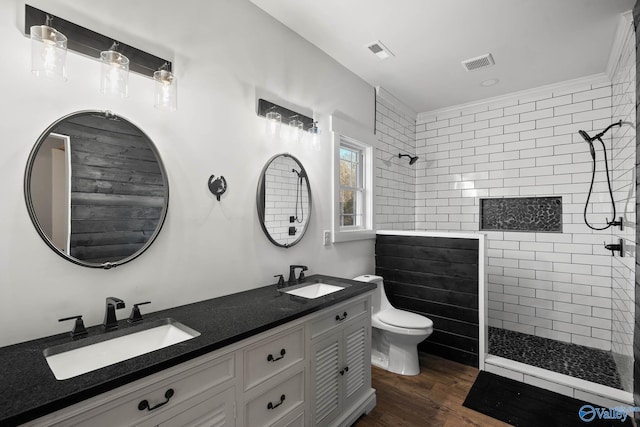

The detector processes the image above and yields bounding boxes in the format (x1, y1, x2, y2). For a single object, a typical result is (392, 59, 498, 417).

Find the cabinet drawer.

(311, 298, 368, 339)
(273, 410, 304, 427)
(57, 353, 235, 427)
(245, 371, 304, 427)
(244, 326, 304, 390)
(156, 386, 236, 427)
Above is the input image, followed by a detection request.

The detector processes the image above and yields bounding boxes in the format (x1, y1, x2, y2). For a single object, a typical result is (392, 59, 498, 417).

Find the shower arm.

(591, 120, 622, 141)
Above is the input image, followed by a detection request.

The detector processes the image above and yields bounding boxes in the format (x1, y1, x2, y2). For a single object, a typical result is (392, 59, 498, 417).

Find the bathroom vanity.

(0, 275, 375, 427)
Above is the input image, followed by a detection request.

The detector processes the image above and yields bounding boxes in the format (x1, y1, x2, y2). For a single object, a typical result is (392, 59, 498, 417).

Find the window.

(331, 116, 375, 243)
(339, 141, 364, 228)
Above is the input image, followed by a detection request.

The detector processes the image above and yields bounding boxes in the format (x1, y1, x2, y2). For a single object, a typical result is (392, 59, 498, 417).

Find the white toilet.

(353, 274, 433, 376)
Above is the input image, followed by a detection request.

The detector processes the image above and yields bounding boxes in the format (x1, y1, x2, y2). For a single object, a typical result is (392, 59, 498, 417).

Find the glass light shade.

(30, 25, 67, 80)
(310, 132, 321, 151)
(100, 50, 129, 97)
(265, 111, 282, 136)
(289, 119, 304, 143)
(153, 70, 177, 111)
(309, 122, 321, 151)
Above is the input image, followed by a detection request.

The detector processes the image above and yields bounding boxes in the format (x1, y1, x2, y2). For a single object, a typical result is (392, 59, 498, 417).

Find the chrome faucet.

(103, 297, 125, 331)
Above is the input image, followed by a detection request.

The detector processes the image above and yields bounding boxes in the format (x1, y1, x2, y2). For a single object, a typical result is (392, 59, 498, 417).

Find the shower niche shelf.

(480, 196, 562, 232)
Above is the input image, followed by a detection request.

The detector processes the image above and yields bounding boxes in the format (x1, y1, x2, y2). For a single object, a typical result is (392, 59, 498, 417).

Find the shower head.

(578, 120, 623, 143)
(578, 130, 596, 160)
(578, 120, 622, 159)
(291, 168, 306, 180)
(398, 153, 419, 165)
(578, 130, 594, 143)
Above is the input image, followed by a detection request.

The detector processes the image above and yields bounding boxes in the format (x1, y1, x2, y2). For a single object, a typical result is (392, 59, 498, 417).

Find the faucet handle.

(274, 275, 285, 288)
(297, 268, 307, 283)
(128, 301, 151, 324)
(59, 315, 88, 340)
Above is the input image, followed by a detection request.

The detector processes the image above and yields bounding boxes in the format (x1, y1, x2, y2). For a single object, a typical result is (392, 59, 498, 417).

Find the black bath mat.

(463, 371, 633, 427)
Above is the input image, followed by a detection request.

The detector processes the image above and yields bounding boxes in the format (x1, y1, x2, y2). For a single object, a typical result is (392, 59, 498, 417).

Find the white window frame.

(331, 116, 375, 243)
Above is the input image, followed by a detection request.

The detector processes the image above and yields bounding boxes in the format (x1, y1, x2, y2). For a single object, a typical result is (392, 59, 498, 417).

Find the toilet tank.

(353, 274, 388, 313)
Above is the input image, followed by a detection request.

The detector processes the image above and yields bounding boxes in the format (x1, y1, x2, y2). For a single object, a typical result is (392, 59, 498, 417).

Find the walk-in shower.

(486, 118, 634, 401)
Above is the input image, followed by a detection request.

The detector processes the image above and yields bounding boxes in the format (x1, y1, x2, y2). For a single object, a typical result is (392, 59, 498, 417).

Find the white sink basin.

(44, 319, 200, 380)
(283, 283, 344, 299)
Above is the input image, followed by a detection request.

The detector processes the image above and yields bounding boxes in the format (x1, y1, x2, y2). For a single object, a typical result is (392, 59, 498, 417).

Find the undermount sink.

(282, 282, 345, 299)
(44, 318, 200, 380)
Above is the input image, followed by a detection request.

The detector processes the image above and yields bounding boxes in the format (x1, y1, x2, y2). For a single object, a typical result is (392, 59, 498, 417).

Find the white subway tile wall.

(375, 91, 416, 230)
(610, 21, 636, 391)
(415, 76, 625, 351)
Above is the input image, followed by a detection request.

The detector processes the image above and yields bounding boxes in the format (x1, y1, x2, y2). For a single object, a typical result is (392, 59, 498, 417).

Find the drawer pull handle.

(138, 388, 174, 412)
(267, 348, 286, 362)
(340, 366, 350, 376)
(335, 312, 348, 321)
(267, 394, 286, 410)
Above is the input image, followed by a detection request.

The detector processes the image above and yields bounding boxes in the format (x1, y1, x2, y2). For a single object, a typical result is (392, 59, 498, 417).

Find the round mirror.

(257, 153, 311, 248)
(24, 111, 169, 269)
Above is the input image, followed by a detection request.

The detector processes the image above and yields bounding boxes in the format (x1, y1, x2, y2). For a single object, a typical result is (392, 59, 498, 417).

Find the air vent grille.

(368, 44, 383, 54)
(366, 40, 393, 60)
(461, 53, 495, 72)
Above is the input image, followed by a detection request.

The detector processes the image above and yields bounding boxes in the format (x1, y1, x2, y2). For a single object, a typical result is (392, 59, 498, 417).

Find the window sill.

(333, 229, 376, 243)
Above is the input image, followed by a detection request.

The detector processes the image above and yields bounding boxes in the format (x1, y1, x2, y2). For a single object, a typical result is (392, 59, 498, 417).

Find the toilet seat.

(378, 309, 433, 329)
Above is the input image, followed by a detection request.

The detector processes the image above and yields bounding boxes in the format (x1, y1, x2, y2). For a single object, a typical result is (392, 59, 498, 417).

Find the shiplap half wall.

(376, 233, 480, 367)
(414, 73, 629, 351)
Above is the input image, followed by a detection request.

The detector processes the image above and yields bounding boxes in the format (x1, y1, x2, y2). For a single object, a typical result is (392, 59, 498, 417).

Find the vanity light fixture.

(153, 63, 177, 111)
(257, 99, 317, 143)
(30, 14, 67, 80)
(24, 5, 175, 109)
(100, 42, 129, 98)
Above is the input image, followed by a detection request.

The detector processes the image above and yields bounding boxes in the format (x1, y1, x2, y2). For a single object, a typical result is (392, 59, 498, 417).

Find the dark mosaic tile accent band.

(488, 327, 622, 390)
(480, 196, 562, 232)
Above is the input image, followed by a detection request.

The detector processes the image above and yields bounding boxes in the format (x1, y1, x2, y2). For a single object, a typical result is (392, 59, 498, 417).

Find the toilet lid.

(378, 309, 433, 329)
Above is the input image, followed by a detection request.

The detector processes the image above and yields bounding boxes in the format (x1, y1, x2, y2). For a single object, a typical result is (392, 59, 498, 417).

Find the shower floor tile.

(488, 327, 622, 390)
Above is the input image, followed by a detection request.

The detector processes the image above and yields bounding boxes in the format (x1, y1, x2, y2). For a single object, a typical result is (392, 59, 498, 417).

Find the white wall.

(415, 75, 621, 351)
(0, 0, 376, 347)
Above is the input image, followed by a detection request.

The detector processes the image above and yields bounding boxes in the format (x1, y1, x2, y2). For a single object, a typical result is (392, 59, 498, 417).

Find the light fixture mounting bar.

(257, 99, 314, 131)
(24, 4, 171, 78)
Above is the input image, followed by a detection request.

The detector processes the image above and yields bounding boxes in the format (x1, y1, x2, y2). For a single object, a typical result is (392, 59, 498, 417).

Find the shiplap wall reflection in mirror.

(25, 111, 169, 268)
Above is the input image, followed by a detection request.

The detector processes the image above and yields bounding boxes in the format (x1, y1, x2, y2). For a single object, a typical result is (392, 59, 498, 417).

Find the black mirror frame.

(24, 110, 170, 269)
(256, 153, 312, 248)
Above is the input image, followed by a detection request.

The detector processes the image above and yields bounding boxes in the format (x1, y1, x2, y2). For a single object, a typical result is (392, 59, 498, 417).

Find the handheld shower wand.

(578, 120, 623, 231)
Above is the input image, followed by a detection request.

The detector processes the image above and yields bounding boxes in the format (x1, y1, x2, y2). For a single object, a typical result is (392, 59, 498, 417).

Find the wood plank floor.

(353, 353, 510, 427)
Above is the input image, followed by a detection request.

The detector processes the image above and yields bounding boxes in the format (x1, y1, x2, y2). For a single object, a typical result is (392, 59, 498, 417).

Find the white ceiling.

(250, 0, 634, 114)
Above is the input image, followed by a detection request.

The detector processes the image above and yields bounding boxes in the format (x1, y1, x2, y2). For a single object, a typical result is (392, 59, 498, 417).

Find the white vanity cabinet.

(309, 297, 373, 427)
(22, 291, 374, 427)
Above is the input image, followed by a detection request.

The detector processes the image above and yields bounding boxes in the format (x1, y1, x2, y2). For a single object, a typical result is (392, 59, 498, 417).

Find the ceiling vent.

(461, 53, 495, 72)
(366, 40, 394, 60)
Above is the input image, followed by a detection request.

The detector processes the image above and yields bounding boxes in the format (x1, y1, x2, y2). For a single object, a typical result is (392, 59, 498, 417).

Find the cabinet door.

(342, 318, 370, 408)
(311, 332, 342, 427)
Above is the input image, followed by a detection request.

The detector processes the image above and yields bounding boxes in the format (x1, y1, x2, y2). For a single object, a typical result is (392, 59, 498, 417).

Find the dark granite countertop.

(0, 274, 375, 426)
